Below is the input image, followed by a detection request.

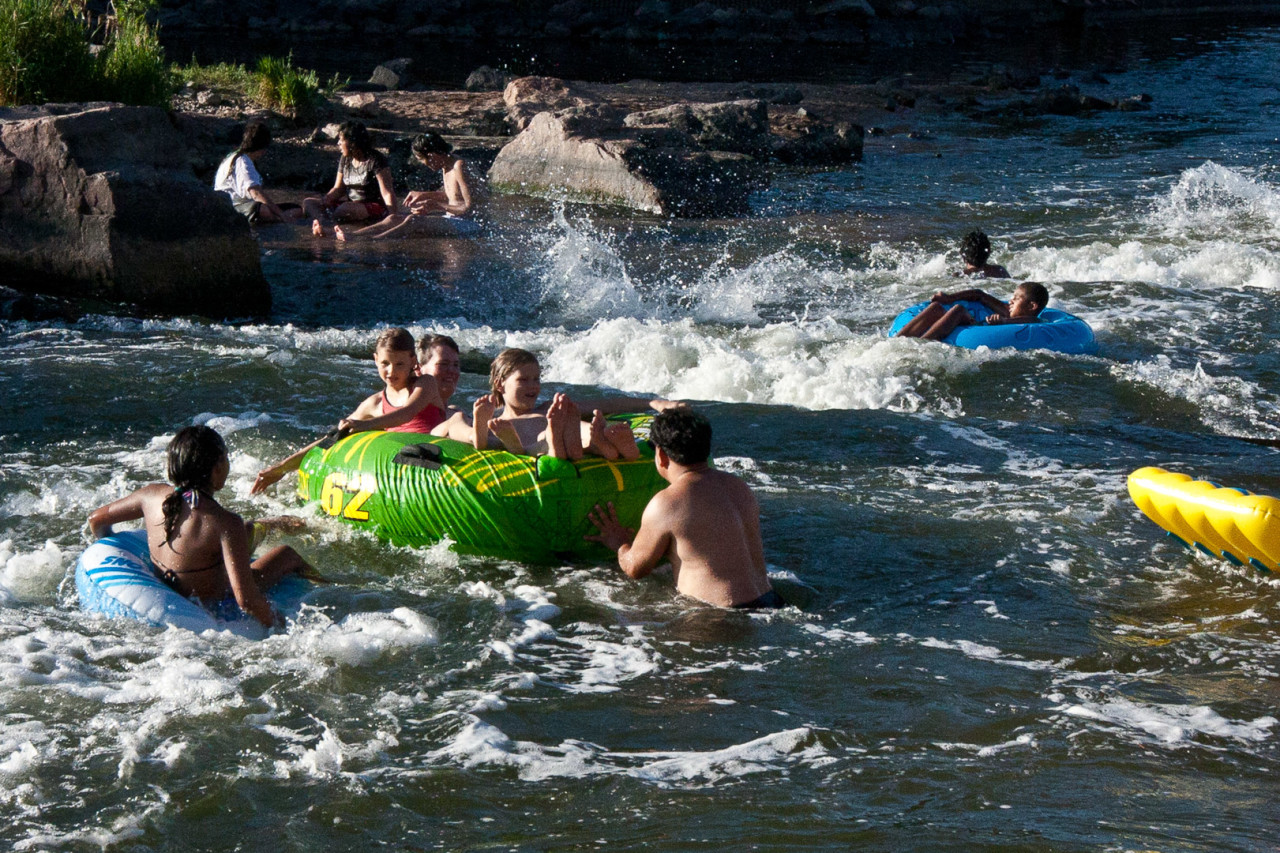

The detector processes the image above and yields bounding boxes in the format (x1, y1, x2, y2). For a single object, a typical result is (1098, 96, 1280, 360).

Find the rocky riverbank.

(0, 55, 1156, 318)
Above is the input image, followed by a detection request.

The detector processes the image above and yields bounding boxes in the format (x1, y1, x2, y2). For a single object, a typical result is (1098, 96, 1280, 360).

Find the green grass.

(175, 54, 345, 122)
(0, 0, 171, 106)
(0, 0, 97, 105)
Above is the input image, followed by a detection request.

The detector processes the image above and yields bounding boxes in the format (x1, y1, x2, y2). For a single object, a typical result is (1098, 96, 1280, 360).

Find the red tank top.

(381, 392, 445, 433)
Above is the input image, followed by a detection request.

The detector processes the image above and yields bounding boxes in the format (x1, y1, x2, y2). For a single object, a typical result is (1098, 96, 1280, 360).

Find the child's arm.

(471, 394, 496, 450)
(341, 376, 441, 434)
(323, 170, 347, 207)
(934, 288, 1006, 313)
(572, 395, 685, 416)
(219, 518, 278, 629)
(586, 499, 673, 580)
(87, 485, 156, 538)
(375, 168, 397, 221)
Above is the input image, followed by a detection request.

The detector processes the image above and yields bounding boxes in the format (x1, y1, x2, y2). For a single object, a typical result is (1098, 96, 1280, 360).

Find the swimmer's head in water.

(239, 121, 272, 154)
(337, 120, 374, 158)
(489, 348, 539, 405)
(650, 408, 712, 466)
(163, 425, 228, 541)
(412, 132, 453, 160)
(960, 230, 992, 267)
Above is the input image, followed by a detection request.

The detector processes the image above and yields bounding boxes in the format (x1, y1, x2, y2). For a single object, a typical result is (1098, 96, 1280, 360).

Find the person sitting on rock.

(895, 282, 1050, 341)
(432, 348, 676, 460)
(328, 131, 486, 242)
(306, 120, 397, 232)
(213, 121, 304, 225)
(956, 230, 1010, 279)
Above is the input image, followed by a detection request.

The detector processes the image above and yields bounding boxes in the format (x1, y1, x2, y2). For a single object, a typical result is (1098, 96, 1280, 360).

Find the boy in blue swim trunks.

(586, 408, 782, 610)
(895, 281, 1049, 341)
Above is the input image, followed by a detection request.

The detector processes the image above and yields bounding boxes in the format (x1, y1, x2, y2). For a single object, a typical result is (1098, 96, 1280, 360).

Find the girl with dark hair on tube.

(88, 425, 319, 629)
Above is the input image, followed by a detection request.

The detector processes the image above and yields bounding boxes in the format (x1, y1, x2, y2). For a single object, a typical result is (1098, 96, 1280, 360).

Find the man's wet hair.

(1017, 281, 1050, 313)
(960, 230, 992, 267)
(417, 334, 459, 360)
(650, 408, 712, 466)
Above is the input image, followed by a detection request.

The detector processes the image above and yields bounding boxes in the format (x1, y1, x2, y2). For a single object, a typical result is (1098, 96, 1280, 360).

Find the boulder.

(369, 58, 415, 91)
(487, 106, 760, 217)
(502, 76, 599, 131)
(465, 65, 514, 92)
(623, 100, 770, 156)
(0, 104, 269, 317)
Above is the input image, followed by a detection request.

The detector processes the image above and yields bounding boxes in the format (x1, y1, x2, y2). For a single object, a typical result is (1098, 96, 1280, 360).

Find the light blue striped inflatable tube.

(75, 530, 308, 637)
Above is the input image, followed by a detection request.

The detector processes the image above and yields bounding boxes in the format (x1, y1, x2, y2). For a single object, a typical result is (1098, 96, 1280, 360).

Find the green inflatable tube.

(296, 414, 666, 562)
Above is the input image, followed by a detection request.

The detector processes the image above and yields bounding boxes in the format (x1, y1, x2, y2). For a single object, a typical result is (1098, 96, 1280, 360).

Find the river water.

(3, 25, 1280, 852)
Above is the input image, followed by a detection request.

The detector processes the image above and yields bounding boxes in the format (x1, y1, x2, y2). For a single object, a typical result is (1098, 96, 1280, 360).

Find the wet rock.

(502, 76, 599, 131)
(771, 112, 864, 164)
(0, 285, 81, 322)
(340, 92, 383, 117)
(465, 65, 513, 92)
(370, 58, 415, 91)
(623, 100, 770, 156)
(0, 105, 269, 318)
(487, 106, 760, 217)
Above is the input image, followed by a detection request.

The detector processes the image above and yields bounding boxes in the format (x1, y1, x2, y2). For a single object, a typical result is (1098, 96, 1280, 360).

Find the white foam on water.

(0, 540, 67, 604)
(1149, 161, 1280, 242)
(287, 607, 439, 668)
(537, 316, 964, 413)
(1056, 691, 1277, 749)
(432, 716, 825, 786)
(1112, 356, 1268, 435)
(906, 634, 1063, 672)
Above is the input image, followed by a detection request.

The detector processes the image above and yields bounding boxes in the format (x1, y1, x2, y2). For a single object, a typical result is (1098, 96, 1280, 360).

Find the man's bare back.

(643, 467, 771, 607)
(587, 408, 777, 609)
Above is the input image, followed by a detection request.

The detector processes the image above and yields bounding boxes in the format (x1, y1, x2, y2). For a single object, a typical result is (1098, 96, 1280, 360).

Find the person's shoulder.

(372, 149, 390, 168)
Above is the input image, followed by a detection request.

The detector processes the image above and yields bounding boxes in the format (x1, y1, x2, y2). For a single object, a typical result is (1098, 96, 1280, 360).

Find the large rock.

(623, 100, 770, 156)
(0, 105, 269, 317)
(487, 106, 760, 217)
(502, 76, 599, 131)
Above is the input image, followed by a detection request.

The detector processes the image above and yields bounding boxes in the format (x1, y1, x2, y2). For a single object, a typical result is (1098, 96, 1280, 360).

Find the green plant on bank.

(98, 0, 171, 106)
(0, 0, 171, 106)
(174, 54, 344, 122)
(0, 0, 97, 104)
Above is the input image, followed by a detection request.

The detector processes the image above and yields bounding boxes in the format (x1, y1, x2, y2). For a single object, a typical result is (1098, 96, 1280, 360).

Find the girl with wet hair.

(304, 119, 397, 230)
(89, 425, 318, 628)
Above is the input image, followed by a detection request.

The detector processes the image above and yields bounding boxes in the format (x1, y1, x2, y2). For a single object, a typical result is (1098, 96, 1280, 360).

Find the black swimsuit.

(734, 589, 786, 610)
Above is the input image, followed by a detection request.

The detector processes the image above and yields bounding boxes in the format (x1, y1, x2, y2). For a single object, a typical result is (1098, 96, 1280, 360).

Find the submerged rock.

(0, 104, 269, 317)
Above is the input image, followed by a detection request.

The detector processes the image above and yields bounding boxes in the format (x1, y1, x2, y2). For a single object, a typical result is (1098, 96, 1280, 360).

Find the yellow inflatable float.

(1128, 466, 1280, 573)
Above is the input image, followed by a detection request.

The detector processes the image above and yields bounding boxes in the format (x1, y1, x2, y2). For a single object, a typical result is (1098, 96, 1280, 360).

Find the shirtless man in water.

(585, 408, 783, 610)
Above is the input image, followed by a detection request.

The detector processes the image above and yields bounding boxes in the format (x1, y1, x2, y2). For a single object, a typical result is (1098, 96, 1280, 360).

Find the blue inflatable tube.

(75, 530, 309, 637)
(887, 300, 1097, 354)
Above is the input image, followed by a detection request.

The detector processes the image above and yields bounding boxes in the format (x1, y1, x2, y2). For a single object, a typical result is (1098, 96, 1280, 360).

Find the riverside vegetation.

(0, 0, 336, 117)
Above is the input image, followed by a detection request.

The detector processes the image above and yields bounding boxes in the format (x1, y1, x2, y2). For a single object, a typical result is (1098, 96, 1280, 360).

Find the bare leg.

(922, 305, 973, 341)
(251, 545, 327, 589)
(896, 303, 948, 338)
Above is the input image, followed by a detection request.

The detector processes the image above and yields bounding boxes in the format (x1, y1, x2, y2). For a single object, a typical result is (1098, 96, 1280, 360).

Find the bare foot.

(546, 393, 584, 460)
(334, 225, 348, 242)
(605, 422, 640, 460)
(311, 219, 328, 237)
(585, 409, 618, 460)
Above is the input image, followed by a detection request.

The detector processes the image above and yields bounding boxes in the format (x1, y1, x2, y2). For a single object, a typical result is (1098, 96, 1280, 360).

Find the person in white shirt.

(214, 121, 303, 225)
